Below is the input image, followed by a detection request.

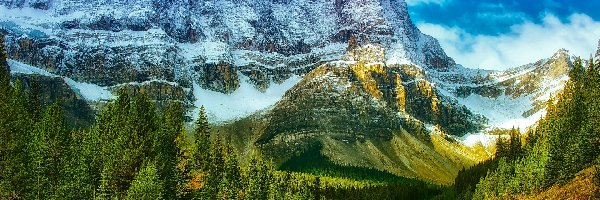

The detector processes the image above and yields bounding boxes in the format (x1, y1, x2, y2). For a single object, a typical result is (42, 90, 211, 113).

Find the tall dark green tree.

(56, 129, 95, 199)
(94, 91, 159, 198)
(246, 152, 271, 200)
(1, 80, 34, 198)
(508, 128, 523, 159)
(193, 106, 211, 172)
(218, 143, 241, 199)
(155, 102, 184, 199)
(0, 33, 13, 198)
(0, 33, 9, 101)
(205, 135, 225, 198)
(26, 102, 71, 199)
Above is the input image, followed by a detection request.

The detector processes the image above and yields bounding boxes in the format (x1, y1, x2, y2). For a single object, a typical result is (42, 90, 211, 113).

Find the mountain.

(216, 45, 489, 184)
(433, 49, 572, 131)
(0, 0, 452, 93)
(0, 0, 577, 186)
(214, 44, 575, 185)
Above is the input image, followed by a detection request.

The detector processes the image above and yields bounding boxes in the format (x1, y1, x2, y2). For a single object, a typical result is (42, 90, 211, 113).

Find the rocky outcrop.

(11, 74, 95, 128)
(111, 80, 194, 111)
(258, 53, 484, 147)
(239, 64, 270, 92)
(196, 62, 240, 94)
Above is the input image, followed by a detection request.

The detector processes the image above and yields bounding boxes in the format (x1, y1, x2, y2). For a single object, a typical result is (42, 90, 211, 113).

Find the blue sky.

(406, 0, 600, 69)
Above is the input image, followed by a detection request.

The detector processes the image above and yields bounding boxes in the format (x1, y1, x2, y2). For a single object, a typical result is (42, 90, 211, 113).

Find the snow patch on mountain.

(64, 78, 115, 102)
(460, 133, 500, 147)
(455, 93, 540, 130)
(193, 74, 302, 124)
(8, 59, 55, 76)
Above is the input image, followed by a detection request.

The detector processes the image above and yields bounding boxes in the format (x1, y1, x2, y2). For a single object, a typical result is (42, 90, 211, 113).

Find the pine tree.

(508, 128, 522, 159)
(193, 106, 211, 172)
(125, 162, 164, 200)
(246, 152, 271, 200)
(26, 102, 70, 199)
(495, 136, 509, 158)
(56, 129, 95, 199)
(219, 143, 241, 199)
(1, 80, 34, 198)
(155, 102, 184, 199)
(27, 116, 51, 199)
(191, 106, 212, 198)
(0, 35, 11, 197)
(206, 135, 225, 198)
(94, 91, 160, 197)
(174, 124, 194, 199)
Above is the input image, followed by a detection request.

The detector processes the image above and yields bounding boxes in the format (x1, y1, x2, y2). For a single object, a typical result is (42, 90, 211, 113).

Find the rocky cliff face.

(0, 0, 454, 94)
(259, 45, 481, 144)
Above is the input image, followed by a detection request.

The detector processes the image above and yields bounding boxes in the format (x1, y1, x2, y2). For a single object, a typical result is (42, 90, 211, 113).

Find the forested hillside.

(444, 57, 600, 199)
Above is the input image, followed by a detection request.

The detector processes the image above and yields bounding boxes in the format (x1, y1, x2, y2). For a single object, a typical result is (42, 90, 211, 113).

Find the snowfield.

(193, 74, 302, 124)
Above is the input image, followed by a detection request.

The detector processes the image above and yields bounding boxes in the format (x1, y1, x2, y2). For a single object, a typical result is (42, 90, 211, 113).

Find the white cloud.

(417, 13, 600, 70)
(405, 0, 448, 6)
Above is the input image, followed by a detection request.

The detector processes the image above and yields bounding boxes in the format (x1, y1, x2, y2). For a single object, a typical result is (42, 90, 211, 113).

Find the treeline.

(0, 37, 440, 199)
(444, 57, 600, 199)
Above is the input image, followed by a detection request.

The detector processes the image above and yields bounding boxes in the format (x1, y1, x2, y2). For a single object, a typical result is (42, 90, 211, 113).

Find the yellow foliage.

(188, 172, 206, 190)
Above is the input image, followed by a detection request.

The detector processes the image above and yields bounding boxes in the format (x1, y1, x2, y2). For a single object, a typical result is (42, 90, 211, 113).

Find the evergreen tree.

(155, 102, 184, 199)
(508, 128, 522, 159)
(0, 35, 11, 197)
(246, 152, 271, 200)
(1, 80, 34, 198)
(191, 106, 212, 198)
(26, 102, 71, 199)
(94, 91, 159, 197)
(27, 116, 51, 199)
(219, 143, 241, 199)
(495, 136, 509, 158)
(57, 129, 95, 199)
(125, 162, 164, 200)
(174, 123, 194, 199)
(205, 135, 225, 198)
(193, 106, 211, 172)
